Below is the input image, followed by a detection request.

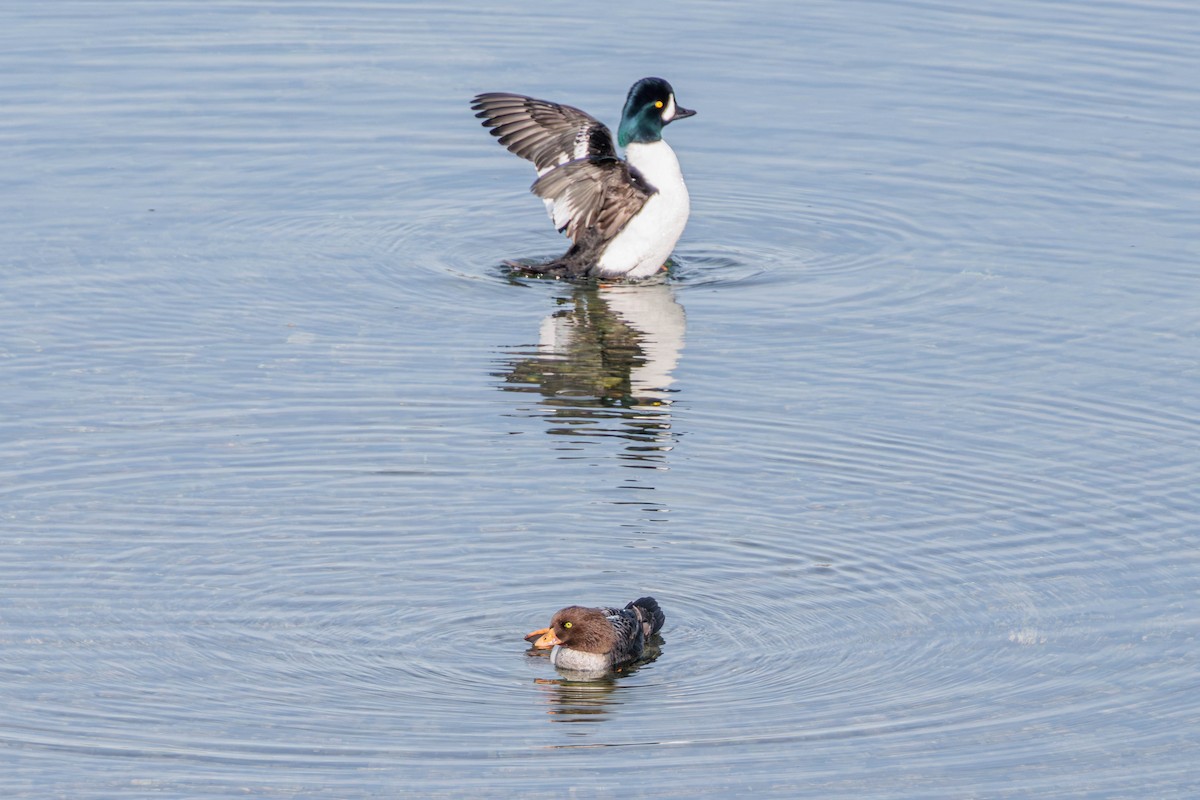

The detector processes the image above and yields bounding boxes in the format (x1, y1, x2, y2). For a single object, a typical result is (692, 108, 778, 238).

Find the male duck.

(472, 78, 695, 280)
(524, 596, 665, 672)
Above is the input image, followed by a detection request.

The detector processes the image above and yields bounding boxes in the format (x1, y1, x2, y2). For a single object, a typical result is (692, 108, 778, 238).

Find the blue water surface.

(2, 1, 1198, 797)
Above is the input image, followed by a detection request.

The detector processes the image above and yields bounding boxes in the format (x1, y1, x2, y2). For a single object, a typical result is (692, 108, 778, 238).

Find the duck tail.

(504, 257, 574, 278)
(626, 596, 665, 637)
(505, 234, 606, 280)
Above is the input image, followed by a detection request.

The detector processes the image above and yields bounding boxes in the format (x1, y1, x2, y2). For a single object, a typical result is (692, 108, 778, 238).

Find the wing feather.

(605, 607, 647, 663)
(472, 92, 617, 174)
(531, 158, 655, 244)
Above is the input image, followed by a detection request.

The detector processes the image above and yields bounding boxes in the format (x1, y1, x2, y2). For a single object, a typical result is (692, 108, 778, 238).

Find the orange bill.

(524, 627, 560, 649)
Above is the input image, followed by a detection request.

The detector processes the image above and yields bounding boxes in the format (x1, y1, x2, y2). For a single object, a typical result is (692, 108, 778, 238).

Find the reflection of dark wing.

(472, 93, 617, 174)
(499, 290, 644, 406)
(531, 158, 654, 244)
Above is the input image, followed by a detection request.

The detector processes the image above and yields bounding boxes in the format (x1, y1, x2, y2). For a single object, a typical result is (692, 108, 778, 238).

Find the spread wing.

(471, 92, 617, 175)
(530, 157, 655, 244)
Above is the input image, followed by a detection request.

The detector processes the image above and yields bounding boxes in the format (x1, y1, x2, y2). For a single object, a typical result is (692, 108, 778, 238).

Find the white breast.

(550, 645, 613, 672)
(597, 140, 690, 279)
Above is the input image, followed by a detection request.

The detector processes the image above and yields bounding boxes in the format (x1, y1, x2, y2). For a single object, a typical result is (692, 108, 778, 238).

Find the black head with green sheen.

(617, 77, 696, 147)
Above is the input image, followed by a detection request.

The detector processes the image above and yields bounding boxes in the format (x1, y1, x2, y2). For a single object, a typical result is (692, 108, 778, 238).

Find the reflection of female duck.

(533, 674, 620, 721)
(525, 597, 665, 672)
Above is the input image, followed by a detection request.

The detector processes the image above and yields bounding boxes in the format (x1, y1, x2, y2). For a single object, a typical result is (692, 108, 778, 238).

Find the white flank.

(551, 645, 611, 671)
(596, 140, 690, 279)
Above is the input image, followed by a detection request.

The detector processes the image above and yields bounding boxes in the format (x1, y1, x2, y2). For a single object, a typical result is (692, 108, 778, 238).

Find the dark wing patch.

(472, 93, 617, 174)
(530, 157, 656, 244)
(606, 610, 642, 640)
(625, 596, 665, 637)
(605, 607, 648, 664)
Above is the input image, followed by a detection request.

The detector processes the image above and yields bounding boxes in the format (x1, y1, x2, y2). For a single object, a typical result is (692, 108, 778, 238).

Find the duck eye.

(654, 101, 664, 109)
(563, 621, 572, 629)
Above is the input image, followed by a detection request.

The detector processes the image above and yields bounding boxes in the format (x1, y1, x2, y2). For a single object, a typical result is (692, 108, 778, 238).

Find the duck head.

(617, 77, 696, 147)
(524, 605, 616, 653)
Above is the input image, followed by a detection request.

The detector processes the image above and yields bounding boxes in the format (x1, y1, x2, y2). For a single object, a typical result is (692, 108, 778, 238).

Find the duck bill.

(672, 105, 696, 121)
(524, 627, 561, 649)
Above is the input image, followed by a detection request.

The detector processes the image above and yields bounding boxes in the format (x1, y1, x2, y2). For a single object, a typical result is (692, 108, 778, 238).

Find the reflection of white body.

(604, 284, 686, 404)
(538, 283, 686, 407)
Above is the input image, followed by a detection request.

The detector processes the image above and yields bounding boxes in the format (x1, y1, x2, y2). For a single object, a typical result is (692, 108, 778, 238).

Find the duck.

(524, 596, 665, 672)
(471, 78, 695, 281)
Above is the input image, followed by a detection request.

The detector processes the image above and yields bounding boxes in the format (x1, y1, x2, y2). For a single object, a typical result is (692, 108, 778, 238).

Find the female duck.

(525, 596, 665, 671)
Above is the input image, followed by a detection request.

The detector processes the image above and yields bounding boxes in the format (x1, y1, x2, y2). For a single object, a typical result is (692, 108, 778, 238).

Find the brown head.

(524, 606, 616, 653)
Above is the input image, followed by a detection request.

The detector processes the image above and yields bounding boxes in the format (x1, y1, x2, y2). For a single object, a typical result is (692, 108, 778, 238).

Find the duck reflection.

(526, 639, 664, 723)
(496, 282, 685, 465)
(532, 675, 621, 721)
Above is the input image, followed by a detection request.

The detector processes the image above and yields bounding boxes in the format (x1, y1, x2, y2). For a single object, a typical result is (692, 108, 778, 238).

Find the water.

(3, 1, 1199, 797)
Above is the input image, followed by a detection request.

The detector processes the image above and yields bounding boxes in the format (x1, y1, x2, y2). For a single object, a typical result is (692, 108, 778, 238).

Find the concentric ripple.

(5, 0, 1200, 797)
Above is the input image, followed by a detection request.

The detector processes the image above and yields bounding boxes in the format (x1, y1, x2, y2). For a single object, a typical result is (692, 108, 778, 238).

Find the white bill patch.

(661, 95, 677, 122)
